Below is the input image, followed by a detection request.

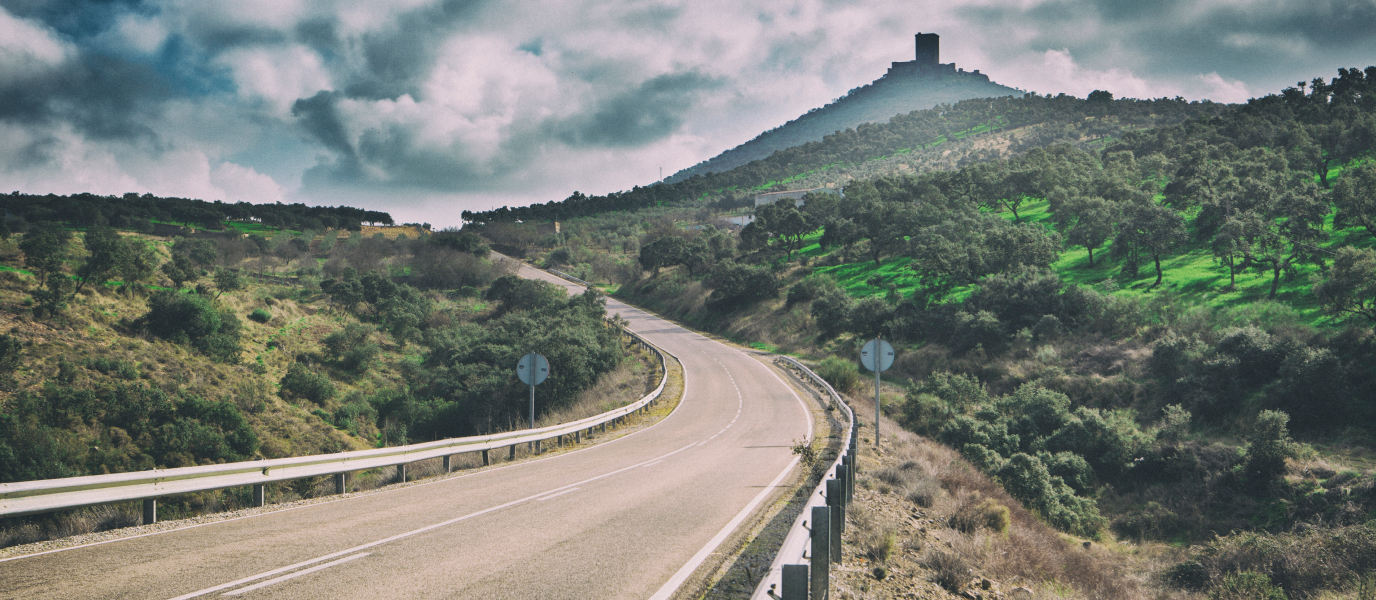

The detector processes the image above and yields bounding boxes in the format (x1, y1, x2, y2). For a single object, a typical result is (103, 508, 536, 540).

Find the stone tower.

(915, 33, 939, 67)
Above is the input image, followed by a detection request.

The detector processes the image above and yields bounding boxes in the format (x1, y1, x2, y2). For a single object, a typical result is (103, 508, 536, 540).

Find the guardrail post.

(535, 440, 542, 454)
(601, 422, 606, 434)
(397, 463, 407, 483)
(510, 445, 516, 460)
(142, 498, 157, 525)
(575, 430, 581, 444)
(782, 564, 809, 600)
(837, 464, 850, 525)
(443, 455, 453, 473)
(482, 449, 490, 466)
(335, 473, 347, 495)
(810, 506, 830, 599)
(253, 484, 265, 507)
(826, 479, 843, 562)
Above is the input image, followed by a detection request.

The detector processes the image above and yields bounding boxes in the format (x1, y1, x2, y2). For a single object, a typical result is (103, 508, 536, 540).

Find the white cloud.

(219, 45, 333, 115)
(211, 161, 287, 204)
(0, 8, 72, 80)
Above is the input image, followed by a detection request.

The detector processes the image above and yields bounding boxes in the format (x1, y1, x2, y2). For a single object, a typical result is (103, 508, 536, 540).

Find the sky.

(2, 0, 1374, 228)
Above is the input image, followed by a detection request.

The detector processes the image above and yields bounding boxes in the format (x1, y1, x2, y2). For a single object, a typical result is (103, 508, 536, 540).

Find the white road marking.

(535, 488, 579, 501)
(168, 444, 703, 599)
(641, 460, 665, 468)
(220, 553, 370, 596)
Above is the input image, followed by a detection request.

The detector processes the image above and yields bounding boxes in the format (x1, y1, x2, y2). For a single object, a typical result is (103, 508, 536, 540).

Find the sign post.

(859, 337, 895, 446)
(516, 352, 550, 449)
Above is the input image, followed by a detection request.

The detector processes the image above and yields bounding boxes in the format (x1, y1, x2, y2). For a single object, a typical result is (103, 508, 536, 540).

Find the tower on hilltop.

(915, 33, 939, 67)
(884, 32, 986, 81)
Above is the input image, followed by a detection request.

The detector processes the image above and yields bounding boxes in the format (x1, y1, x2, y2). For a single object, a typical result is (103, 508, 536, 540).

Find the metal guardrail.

(0, 328, 668, 521)
(752, 356, 857, 600)
(544, 268, 591, 287)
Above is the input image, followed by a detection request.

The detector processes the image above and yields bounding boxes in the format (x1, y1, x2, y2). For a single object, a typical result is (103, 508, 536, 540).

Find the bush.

(248, 308, 272, 323)
(279, 362, 336, 404)
(141, 291, 243, 363)
(322, 323, 379, 374)
(1209, 571, 1287, 600)
(924, 550, 969, 592)
(703, 261, 778, 310)
(949, 494, 1011, 534)
(0, 334, 22, 374)
(786, 277, 827, 308)
(814, 356, 860, 393)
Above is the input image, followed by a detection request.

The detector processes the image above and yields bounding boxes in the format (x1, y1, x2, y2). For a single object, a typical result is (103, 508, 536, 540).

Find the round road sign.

(517, 353, 550, 385)
(860, 339, 895, 373)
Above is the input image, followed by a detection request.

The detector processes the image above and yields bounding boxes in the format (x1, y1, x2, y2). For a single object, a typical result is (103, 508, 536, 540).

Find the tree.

(1239, 181, 1328, 300)
(75, 219, 123, 293)
(118, 237, 160, 288)
(1060, 196, 1116, 267)
(1333, 160, 1376, 239)
(20, 221, 73, 317)
(637, 236, 686, 276)
(1211, 217, 1248, 289)
(1313, 246, 1376, 323)
(703, 261, 778, 310)
(20, 221, 70, 291)
(162, 252, 199, 290)
(1112, 202, 1187, 287)
(213, 268, 244, 299)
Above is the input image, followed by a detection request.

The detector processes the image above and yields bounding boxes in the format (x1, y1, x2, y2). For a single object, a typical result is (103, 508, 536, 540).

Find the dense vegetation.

(0, 208, 647, 545)
(477, 65, 1376, 600)
(0, 191, 395, 232)
(462, 92, 1224, 224)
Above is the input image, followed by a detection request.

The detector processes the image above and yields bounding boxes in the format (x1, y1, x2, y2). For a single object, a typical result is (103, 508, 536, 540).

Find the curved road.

(0, 263, 813, 599)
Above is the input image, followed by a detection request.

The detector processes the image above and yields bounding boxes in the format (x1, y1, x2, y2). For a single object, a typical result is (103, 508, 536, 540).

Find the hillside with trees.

(0, 214, 657, 546)
(473, 65, 1376, 599)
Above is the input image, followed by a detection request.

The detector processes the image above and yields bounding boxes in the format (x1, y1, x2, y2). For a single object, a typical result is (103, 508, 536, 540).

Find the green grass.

(794, 170, 1376, 331)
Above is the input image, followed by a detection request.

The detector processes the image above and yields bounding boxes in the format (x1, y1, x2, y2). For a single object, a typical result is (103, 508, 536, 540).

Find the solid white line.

(648, 353, 812, 600)
(220, 553, 370, 596)
(168, 441, 702, 600)
(647, 456, 800, 600)
(6, 298, 692, 569)
(641, 460, 665, 468)
(535, 488, 579, 501)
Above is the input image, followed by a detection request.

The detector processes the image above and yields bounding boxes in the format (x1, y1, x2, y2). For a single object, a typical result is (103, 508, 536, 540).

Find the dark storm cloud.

(0, 52, 167, 141)
(1, 0, 153, 39)
(958, 0, 1376, 86)
(550, 71, 722, 148)
(339, 0, 486, 101)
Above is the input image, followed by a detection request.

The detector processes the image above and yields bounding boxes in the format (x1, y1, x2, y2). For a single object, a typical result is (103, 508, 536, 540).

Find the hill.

(475, 64, 1376, 600)
(0, 219, 657, 546)
(664, 61, 1020, 183)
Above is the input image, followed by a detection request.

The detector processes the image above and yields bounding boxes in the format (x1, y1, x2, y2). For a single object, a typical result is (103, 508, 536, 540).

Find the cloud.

(0, 0, 1373, 227)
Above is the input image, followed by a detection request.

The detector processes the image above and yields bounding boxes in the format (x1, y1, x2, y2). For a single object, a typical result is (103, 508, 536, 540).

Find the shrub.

(323, 323, 379, 374)
(248, 308, 272, 323)
(279, 362, 336, 404)
(703, 261, 777, 310)
(949, 494, 1011, 534)
(1209, 571, 1286, 600)
(0, 334, 22, 374)
(814, 356, 860, 393)
(924, 550, 969, 592)
(786, 277, 827, 308)
(141, 291, 243, 363)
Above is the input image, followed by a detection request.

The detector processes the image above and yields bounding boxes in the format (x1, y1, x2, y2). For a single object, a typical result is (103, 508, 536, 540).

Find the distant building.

(753, 187, 841, 208)
(885, 33, 990, 82)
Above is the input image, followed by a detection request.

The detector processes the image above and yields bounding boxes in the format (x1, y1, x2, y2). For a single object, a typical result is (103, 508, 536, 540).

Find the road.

(0, 263, 813, 599)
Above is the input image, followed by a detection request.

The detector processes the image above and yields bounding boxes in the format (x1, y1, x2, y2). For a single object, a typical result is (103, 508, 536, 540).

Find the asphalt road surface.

(0, 262, 813, 599)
